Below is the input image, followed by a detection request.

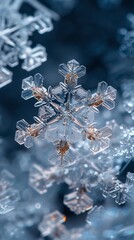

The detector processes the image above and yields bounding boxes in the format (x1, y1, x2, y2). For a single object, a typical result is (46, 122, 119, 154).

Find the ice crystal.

(15, 59, 117, 167)
(38, 211, 66, 237)
(0, 0, 59, 87)
(100, 171, 134, 205)
(38, 210, 83, 239)
(64, 190, 93, 214)
(29, 163, 67, 194)
(62, 160, 94, 214)
(86, 205, 104, 225)
(29, 159, 95, 214)
(0, 169, 20, 214)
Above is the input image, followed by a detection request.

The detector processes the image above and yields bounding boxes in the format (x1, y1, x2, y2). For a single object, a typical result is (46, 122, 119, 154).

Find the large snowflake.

(15, 59, 117, 167)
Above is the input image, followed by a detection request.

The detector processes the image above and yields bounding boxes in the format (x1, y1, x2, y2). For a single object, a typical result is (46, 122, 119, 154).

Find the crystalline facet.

(15, 119, 45, 148)
(59, 59, 86, 80)
(21, 45, 47, 71)
(64, 190, 93, 214)
(38, 211, 66, 237)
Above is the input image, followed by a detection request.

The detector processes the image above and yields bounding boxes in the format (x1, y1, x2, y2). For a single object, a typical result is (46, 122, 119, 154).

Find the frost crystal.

(15, 59, 117, 167)
(0, 0, 59, 87)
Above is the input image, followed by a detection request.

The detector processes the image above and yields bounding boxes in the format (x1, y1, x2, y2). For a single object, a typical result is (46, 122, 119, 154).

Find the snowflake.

(15, 59, 117, 167)
(0, 0, 59, 87)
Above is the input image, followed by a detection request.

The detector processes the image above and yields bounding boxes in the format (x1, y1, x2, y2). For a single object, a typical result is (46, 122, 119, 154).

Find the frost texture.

(0, 0, 59, 88)
(15, 59, 116, 167)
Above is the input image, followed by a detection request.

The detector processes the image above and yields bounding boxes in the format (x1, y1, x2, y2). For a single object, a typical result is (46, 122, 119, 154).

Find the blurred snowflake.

(0, 0, 59, 88)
